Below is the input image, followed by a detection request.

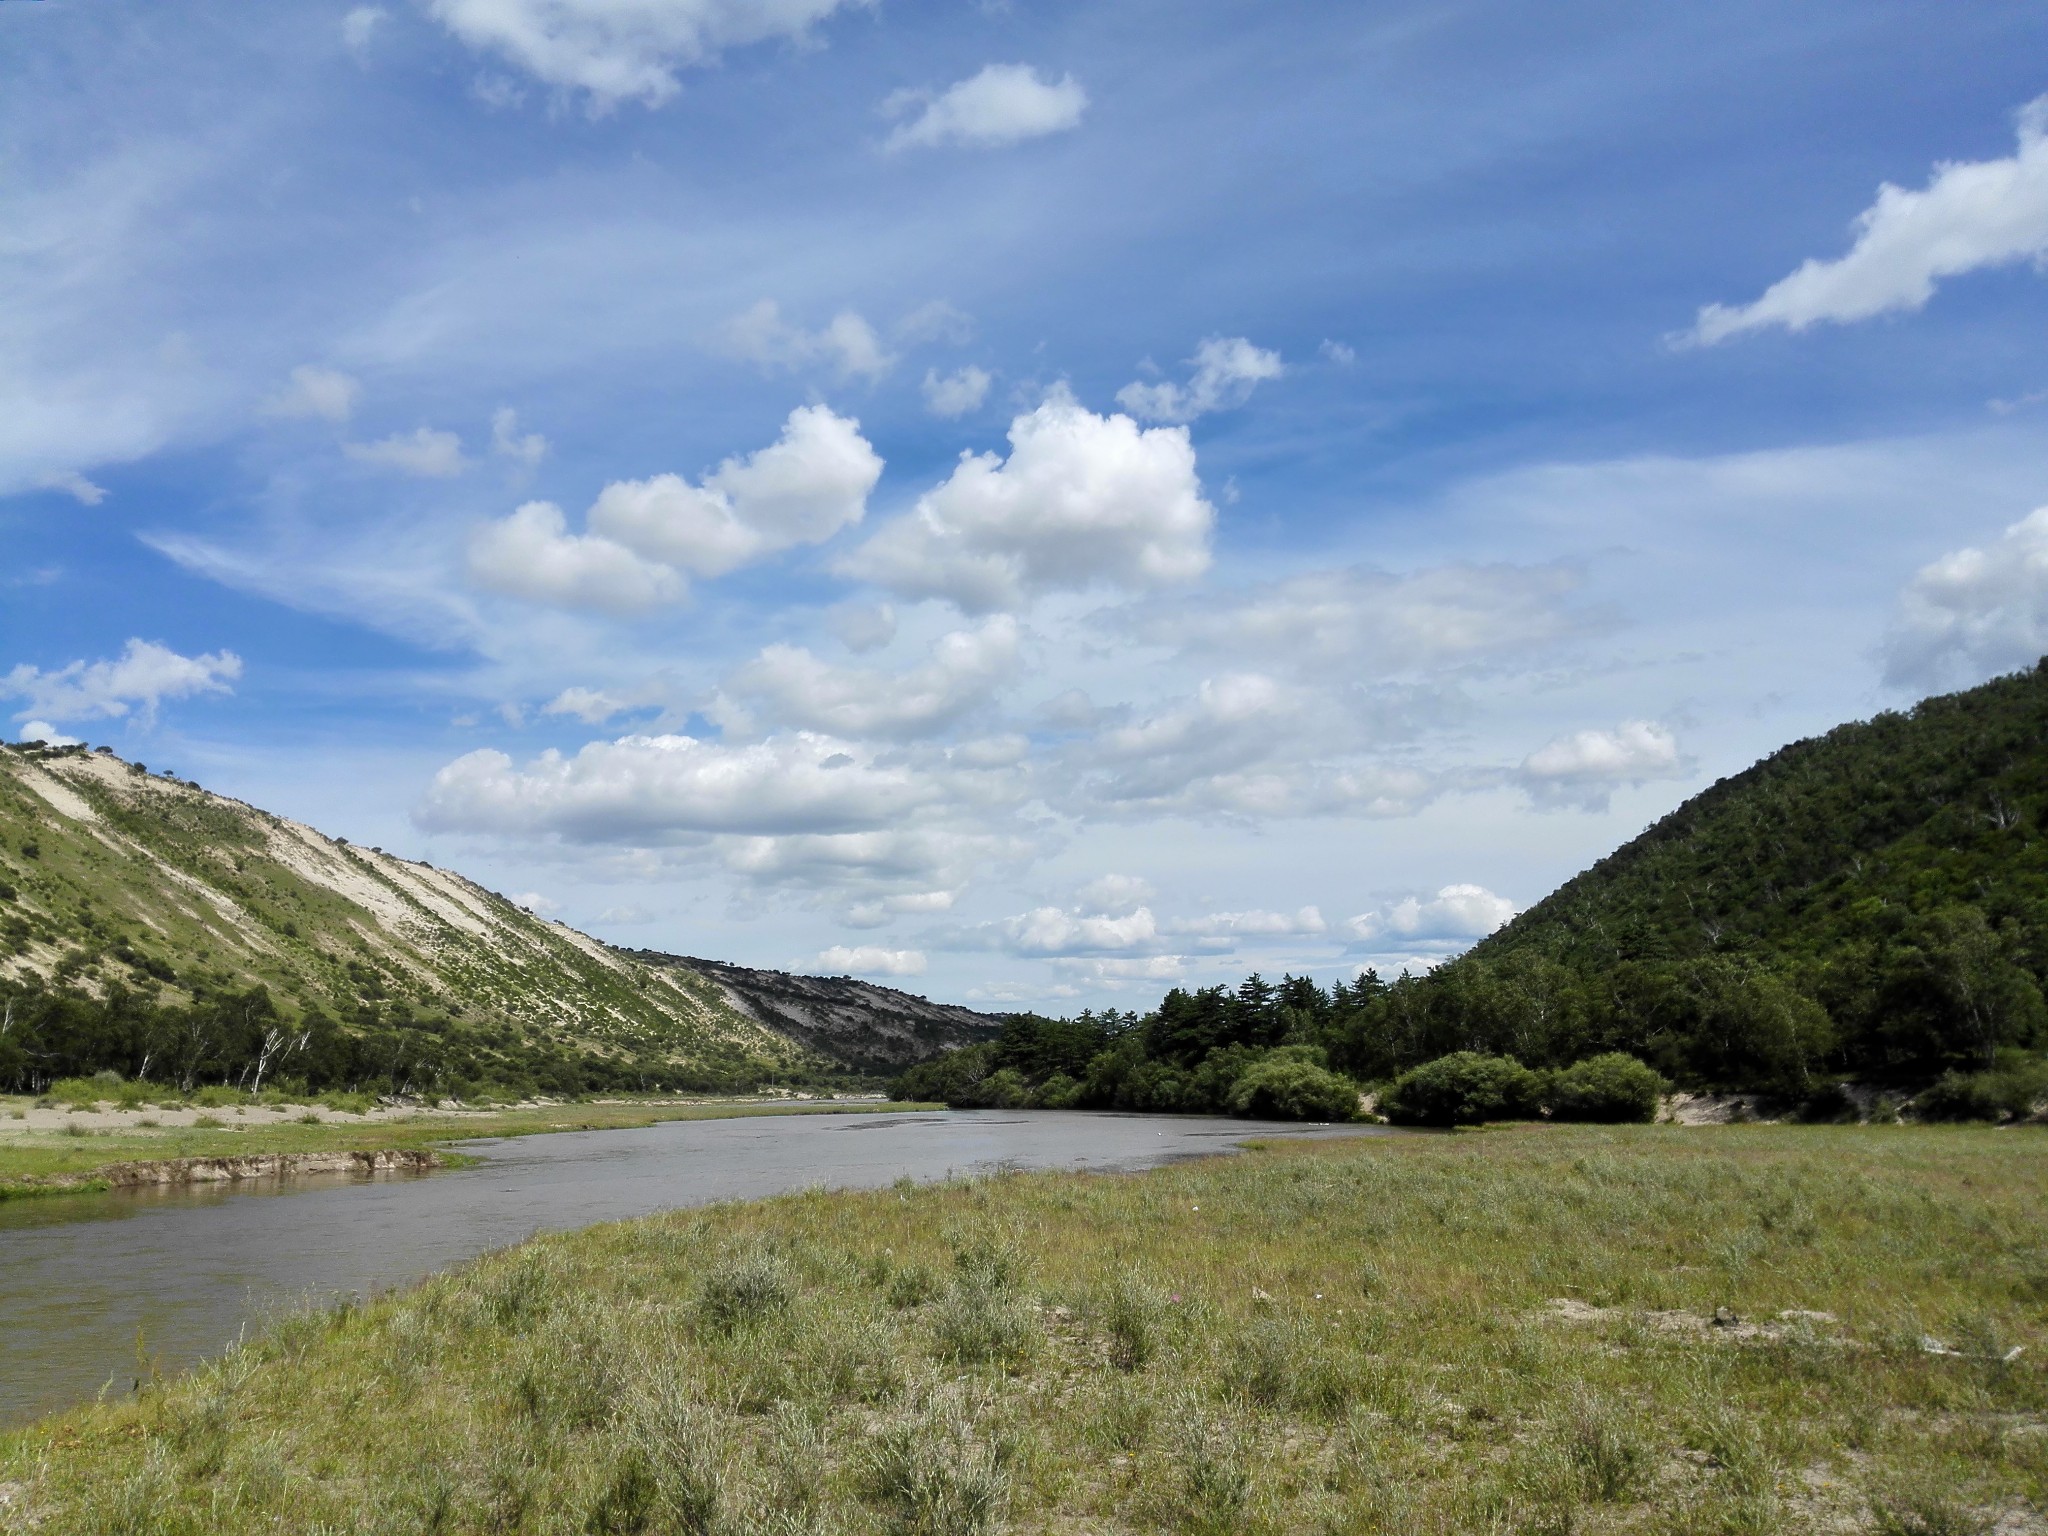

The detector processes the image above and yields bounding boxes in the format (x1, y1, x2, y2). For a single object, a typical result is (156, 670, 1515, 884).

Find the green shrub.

(1562, 1393, 1651, 1500)
(1379, 1052, 1543, 1127)
(1226, 1056, 1359, 1122)
(860, 1387, 1013, 1536)
(49, 1077, 109, 1110)
(1029, 1072, 1083, 1110)
(1097, 1274, 1166, 1372)
(1915, 1056, 2048, 1122)
(886, 1261, 942, 1310)
(697, 1247, 795, 1333)
(977, 1068, 1029, 1109)
(931, 1237, 1037, 1368)
(1544, 1053, 1666, 1124)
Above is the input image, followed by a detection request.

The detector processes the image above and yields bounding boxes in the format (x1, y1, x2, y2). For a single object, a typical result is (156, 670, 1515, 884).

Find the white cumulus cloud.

(882, 64, 1087, 153)
(844, 389, 1213, 612)
(1082, 672, 1298, 806)
(588, 404, 881, 576)
(1347, 884, 1516, 944)
(423, 0, 866, 112)
(844, 889, 957, 928)
(718, 615, 1019, 739)
(1116, 336, 1283, 424)
(469, 406, 879, 609)
(264, 365, 360, 423)
(346, 426, 468, 478)
(716, 300, 894, 380)
(818, 944, 926, 977)
(468, 501, 684, 613)
(417, 732, 936, 842)
(15, 721, 81, 747)
(923, 365, 992, 418)
(4, 638, 242, 725)
(1518, 721, 1684, 810)
(1689, 95, 2048, 344)
(998, 905, 1160, 957)
(1166, 906, 1327, 940)
(1883, 506, 2048, 691)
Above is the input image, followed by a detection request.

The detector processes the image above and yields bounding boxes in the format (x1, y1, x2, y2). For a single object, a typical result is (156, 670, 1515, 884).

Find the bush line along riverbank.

(1, 1124, 2042, 1534)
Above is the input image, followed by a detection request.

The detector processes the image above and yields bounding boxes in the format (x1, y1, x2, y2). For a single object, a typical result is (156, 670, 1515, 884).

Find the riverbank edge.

(0, 1099, 945, 1200)
(0, 1147, 446, 1200)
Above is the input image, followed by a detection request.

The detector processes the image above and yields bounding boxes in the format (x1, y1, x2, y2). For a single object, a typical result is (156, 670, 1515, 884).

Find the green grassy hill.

(0, 743, 823, 1092)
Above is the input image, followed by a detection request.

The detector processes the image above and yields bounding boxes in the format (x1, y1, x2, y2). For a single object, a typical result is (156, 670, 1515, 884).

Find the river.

(0, 1109, 1389, 1425)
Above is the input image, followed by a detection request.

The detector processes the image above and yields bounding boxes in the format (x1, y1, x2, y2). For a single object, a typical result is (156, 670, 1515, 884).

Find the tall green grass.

(2, 1125, 2043, 1533)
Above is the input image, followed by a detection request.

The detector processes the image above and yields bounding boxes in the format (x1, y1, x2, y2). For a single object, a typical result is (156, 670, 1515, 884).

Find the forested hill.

(900, 664, 2048, 1118)
(1477, 662, 2048, 976)
(1359, 662, 2048, 1093)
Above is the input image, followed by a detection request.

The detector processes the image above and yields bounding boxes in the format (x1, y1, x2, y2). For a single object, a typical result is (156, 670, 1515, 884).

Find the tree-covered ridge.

(903, 665, 2048, 1115)
(1482, 660, 2048, 976)
(1378, 661, 2048, 1091)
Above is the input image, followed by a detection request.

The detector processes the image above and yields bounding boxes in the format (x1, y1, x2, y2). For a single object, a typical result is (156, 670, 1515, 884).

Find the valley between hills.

(0, 673, 2043, 1536)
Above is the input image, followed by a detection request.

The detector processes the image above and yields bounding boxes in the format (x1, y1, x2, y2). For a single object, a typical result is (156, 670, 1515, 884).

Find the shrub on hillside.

(1544, 1053, 1667, 1123)
(1379, 1051, 1542, 1127)
(1225, 1056, 1359, 1122)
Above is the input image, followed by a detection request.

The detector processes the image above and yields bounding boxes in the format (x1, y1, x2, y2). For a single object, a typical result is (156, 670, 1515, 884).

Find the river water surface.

(0, 1108, 1389, 1425)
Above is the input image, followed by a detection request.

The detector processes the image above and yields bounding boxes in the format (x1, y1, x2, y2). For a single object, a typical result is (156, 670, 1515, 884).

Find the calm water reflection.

(0, 1109, 1389, 1424)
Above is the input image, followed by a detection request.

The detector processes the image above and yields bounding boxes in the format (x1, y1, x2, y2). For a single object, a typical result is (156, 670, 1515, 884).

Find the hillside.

(633, 952, 1003, 1074)
(0, 743, 992, 1093)
(1477, 661, 2048, 976)
(898, 665, 2048, 1115)
(1321, 664, 2048, 1094)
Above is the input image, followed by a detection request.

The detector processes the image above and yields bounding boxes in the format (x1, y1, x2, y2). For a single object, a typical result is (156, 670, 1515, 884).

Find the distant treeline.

(893, 975, 1364, 1120)
(0, 980, 826, 1100)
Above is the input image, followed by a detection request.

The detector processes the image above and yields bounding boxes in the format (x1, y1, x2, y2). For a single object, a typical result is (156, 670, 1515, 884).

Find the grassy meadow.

(2, 1124, 2044, 1534)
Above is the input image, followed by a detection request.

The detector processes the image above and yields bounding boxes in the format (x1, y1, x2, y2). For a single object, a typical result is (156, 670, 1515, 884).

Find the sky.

(6, 1, 2048, 1011)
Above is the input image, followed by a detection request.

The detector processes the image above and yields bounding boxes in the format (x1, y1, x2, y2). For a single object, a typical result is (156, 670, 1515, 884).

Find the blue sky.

(7, 0, 2048, 1007)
